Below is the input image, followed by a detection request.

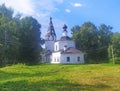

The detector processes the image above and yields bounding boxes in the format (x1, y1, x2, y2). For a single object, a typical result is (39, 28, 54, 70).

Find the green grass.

(0, 63, 120, 91)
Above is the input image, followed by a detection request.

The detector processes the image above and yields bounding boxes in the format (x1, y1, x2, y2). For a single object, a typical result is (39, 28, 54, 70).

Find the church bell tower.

(45, 17, 56, 52)
(45, 17, 56, 40)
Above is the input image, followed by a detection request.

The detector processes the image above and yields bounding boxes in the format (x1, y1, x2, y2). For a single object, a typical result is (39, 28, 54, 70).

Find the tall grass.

(0, 63, 120, 91)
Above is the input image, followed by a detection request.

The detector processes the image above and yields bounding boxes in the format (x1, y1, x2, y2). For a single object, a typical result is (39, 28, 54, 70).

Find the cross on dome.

(62, 24, 68, 36)
(63, 24, 67, 31)
(50, 17, 52, 21)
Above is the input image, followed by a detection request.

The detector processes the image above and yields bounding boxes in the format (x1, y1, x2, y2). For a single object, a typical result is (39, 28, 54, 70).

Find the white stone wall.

(45, 38, 85, 64)
(42, 54, 52, 63)
(51, 52, 84, 64)
(60, 53, 84, 64)
(45, 40, 55, 51)
(51, 52, 61, 63)
(54, 40, 75, 51)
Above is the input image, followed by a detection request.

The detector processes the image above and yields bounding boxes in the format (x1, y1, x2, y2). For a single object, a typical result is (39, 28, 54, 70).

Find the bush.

(115, 57, 120, 64)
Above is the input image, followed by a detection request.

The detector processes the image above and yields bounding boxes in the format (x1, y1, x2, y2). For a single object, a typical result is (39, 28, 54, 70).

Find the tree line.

(0, 4, 44, 66)
(0, 4, 120, 66)
(71, 22, 120, 64)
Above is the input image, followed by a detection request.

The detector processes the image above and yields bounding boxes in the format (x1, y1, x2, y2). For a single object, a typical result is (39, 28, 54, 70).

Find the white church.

(42, 17, 84, 64)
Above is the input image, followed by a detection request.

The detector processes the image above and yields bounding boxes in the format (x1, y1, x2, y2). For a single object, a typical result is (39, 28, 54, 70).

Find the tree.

(0, 4, 45, 66)
(72, 22, 99, 63)
(98, 24, 113, 46)
(97, 24, 113, 62)
(19, 16, 42, 64)
(109, 32, 120, 63)
(72, 22, 113, 63)
(0, 4, 20, 65)
(72, 22, 98, 51)
(71, 25, 80, 34)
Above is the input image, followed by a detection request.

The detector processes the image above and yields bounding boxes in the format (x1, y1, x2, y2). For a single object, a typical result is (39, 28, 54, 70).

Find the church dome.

(59, 24, 71, 41)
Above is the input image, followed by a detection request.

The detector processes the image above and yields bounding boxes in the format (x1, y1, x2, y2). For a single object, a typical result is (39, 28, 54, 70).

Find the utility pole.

(3, 4, 7, 64)
(111, 45, 115, 64)
(4, 28, 7, 48)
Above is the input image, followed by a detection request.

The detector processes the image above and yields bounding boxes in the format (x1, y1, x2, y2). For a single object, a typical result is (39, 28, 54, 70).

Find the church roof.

(63, 47, 81, 54)
(44, 50, 52, 56)
(59, 36, 71, 41)
(53, 47, 82, 54)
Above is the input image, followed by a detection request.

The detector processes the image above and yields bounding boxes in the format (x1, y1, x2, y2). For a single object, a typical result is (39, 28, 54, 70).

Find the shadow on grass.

(0, 78, 110, 91)
(0, 66, 68, 82)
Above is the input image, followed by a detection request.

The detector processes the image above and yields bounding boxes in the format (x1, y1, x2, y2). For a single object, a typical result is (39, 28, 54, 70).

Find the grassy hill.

(0, 64, 120, 91)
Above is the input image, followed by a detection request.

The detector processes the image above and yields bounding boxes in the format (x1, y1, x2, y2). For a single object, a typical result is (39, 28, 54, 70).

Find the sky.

(0, 0, 120, 39)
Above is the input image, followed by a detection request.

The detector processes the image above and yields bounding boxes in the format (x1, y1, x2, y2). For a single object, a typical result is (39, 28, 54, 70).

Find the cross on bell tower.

(45, 17, 56, 40)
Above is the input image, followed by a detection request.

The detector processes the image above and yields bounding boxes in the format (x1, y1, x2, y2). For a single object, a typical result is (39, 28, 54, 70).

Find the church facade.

(42, 17, 84, 64)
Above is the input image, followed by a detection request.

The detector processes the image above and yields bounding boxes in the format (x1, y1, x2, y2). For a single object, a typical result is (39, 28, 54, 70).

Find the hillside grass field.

(0, 64, 120, 91)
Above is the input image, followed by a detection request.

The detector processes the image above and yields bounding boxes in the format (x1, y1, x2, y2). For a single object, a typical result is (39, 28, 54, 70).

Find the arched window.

(77, 57, 80, 62)
(54, 58, 56, 62)
(57, 58, 59, 62)
(67, 57, 70, 62)
(56, 45, 57, 51)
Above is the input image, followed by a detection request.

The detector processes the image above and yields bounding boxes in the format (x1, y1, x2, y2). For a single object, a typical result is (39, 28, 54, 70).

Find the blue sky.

(0, 0, 120, 38)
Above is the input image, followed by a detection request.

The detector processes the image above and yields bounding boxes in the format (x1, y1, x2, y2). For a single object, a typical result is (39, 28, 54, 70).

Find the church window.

(77, 57, 80, 62)
(56, 45, 57, 51)
(54, 58, 56, 62)
(57, 58, 59, 62)
(67, 57, 70, 62)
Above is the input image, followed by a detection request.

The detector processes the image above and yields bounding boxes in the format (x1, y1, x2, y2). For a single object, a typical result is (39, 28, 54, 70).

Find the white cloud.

(37, 0, 56, 12)
(0, 0, 35, 15)
(33, 0, 66, 38)
(0, 0, 63, 17)
(0, 0, 66, 39)
(65, 9, 71, 13)
(72, 3, 83, 7)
